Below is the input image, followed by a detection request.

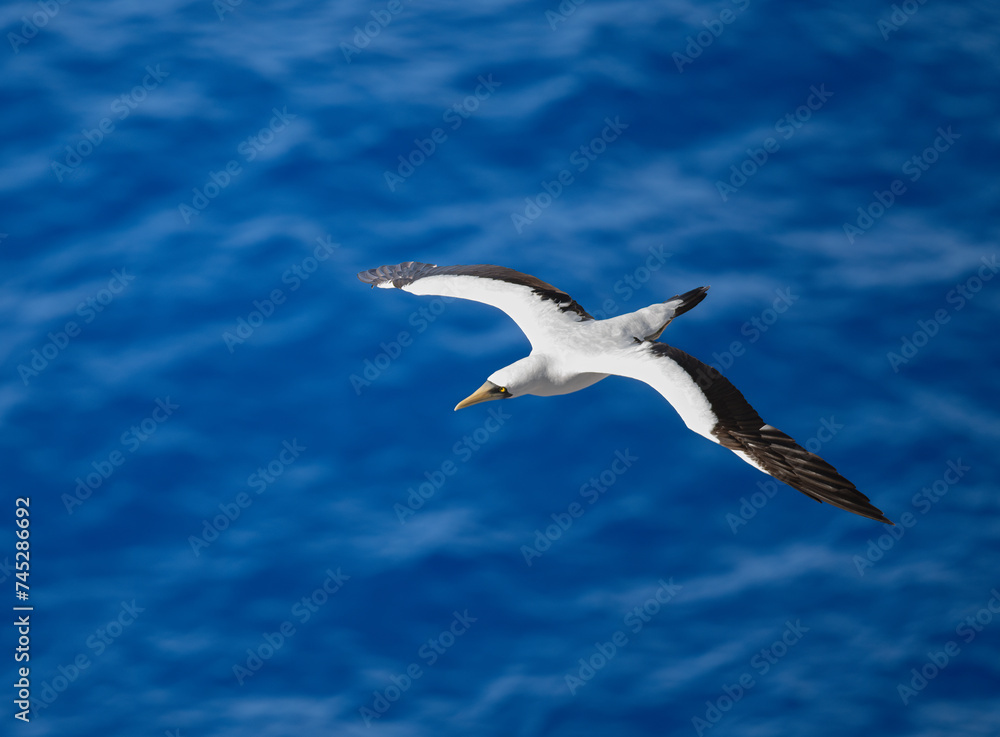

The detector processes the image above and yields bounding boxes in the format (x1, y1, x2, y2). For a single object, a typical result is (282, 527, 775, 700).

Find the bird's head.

(453, 361, 534, 411)
(454, 379, 514, 410)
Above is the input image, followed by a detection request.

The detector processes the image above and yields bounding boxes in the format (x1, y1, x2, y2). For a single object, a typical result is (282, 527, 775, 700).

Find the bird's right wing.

(357, 262, 593, 349)
(585, 341, 892, 524)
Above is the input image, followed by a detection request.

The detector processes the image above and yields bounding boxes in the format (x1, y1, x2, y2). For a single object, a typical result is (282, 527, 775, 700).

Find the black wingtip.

(357, 262, 441, 289)
(737, 425, 893, 525)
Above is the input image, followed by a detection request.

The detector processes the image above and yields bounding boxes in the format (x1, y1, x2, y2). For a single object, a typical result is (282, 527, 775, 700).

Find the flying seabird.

(357, 262, 891, 525)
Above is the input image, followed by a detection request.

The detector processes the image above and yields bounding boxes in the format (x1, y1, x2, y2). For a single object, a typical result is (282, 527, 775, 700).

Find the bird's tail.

(640, 286, 710, 341)
(664, 286, 710, 317)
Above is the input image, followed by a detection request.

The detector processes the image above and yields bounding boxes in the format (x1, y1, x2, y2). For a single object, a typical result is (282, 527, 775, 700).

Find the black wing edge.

(649, 342, 893, 525)
(357, 261, 438, 288)
(356, 262, 593, 319)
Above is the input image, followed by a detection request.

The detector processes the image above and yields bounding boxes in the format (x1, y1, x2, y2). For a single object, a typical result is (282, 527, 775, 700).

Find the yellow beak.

(454, 381, 501, 411)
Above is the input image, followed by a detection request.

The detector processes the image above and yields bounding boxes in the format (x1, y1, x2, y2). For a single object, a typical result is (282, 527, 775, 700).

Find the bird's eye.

(499, 387, 508, 394)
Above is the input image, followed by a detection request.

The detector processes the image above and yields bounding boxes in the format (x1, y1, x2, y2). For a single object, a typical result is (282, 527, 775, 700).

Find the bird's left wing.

(583, 341, 892, 524)
(357, 262, 593, 349)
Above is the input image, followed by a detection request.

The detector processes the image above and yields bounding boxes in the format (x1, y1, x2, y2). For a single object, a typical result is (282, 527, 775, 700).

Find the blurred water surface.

(1, 1, 999, 735)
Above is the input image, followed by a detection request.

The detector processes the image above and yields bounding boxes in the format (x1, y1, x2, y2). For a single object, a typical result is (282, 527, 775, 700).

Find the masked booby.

(357, 262, 891, 525)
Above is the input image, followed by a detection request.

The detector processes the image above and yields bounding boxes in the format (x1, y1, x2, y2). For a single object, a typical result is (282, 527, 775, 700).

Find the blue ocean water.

(2, 1, 999, 735)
